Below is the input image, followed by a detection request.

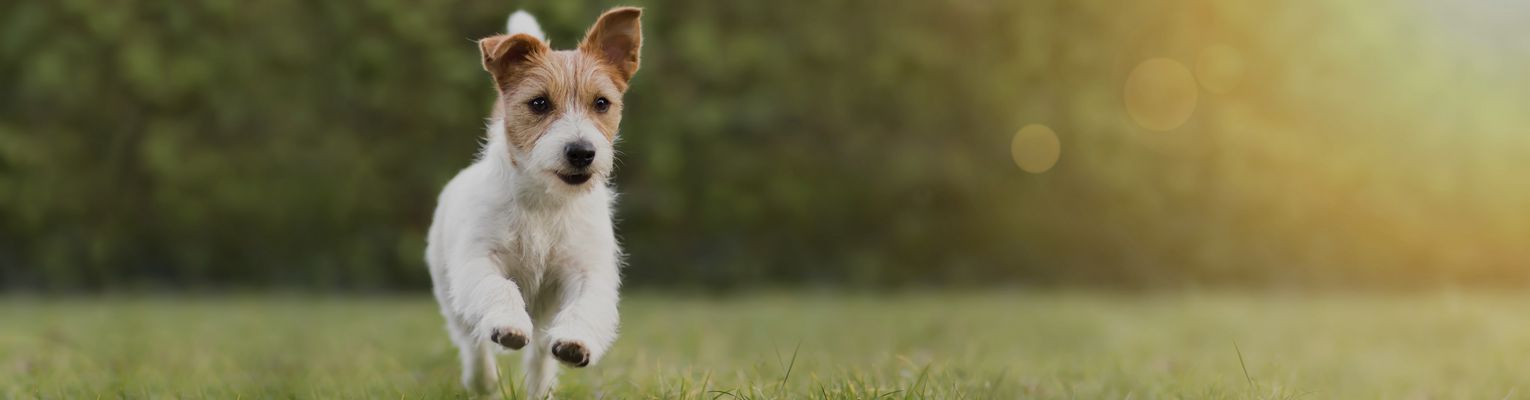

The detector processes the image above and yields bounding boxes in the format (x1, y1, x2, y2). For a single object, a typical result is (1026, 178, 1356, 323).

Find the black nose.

(564, 141, 595, 168)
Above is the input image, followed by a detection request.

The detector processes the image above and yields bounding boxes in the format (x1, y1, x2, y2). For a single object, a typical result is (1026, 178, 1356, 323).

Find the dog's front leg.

(448, 254, 535, 350)
(543, 257, 620, 368)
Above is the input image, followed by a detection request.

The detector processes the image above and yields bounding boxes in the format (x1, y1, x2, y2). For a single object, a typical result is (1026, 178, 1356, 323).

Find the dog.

(425, 7, 641, 398)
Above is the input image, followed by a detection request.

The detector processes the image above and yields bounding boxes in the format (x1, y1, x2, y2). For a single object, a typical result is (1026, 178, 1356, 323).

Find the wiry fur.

(426, 7, 642, 399)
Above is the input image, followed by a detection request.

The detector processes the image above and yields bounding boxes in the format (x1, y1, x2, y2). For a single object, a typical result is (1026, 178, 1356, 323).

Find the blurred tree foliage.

(2, 0, 1528, 291)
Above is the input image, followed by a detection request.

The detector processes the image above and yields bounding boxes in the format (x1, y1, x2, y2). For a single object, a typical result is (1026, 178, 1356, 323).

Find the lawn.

(2, 291, 1529, 398)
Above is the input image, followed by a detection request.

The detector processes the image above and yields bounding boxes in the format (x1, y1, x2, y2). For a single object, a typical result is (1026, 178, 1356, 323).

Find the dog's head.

(478, 8, 642, 191)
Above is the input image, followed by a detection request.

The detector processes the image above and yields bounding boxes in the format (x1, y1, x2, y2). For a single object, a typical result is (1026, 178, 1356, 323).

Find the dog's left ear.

(580, 7, 643, 84)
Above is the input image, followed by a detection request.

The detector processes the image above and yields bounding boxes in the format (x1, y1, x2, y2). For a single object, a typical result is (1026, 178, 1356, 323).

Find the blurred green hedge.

(0, 0, 1072, 290)
(4, 0, 1528, 291)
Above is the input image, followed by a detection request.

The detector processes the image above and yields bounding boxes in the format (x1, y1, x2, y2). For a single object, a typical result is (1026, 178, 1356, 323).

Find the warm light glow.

(1195, 45, 1244, 94)
(1124, 58, 1199, 131)
(1011, 124, 1061, 174)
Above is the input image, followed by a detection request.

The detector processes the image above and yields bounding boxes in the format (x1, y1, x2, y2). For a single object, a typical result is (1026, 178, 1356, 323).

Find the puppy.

(425, 7, 641, 398)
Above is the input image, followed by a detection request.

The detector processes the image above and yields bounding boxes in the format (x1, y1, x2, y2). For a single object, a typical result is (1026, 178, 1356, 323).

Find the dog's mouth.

(556, 172, 593, 185)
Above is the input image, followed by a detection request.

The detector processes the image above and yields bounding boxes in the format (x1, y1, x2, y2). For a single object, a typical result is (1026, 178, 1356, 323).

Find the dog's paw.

(551, 340, 591, 367)
(489, 326, 528, 350)
(478, 312, 533, 350)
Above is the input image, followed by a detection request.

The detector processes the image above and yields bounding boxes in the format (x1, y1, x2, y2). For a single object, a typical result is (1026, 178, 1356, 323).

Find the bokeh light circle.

(1124, 58, 1199, 131)
(1196, 45, 1245, 94)
(1011, 124, 1060, 174)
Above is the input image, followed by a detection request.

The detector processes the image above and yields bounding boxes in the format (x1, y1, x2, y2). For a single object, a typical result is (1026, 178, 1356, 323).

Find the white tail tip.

(506, 10, 546, 41)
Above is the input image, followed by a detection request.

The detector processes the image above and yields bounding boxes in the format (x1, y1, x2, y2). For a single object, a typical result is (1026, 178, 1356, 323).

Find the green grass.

(3, 291, 1529, 398)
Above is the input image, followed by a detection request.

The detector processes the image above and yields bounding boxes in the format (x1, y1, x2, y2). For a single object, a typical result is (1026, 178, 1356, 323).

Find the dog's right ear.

(479, 33, 548, 90)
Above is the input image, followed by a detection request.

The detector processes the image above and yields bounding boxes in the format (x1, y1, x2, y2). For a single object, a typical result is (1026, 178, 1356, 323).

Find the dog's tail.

(506, 10, 546, 42)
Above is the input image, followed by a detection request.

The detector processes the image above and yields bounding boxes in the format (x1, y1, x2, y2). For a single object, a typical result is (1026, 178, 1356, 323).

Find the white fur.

(426, 119, 623, 398)
(507, 10, 546, 42)
(426, 12, 623, 396)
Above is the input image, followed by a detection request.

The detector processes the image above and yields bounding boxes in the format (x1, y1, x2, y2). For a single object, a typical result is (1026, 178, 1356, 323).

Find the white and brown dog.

(425, 7, 641, 398)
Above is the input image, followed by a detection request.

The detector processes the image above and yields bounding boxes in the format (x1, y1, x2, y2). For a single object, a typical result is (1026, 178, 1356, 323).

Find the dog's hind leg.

(522, 333, 561, 399)
(449, 315, 500, 394)
(434, 276, 500, 394)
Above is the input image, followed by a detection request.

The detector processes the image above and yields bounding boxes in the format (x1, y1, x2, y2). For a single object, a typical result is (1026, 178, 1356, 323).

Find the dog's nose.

(564, 141, 596, 168)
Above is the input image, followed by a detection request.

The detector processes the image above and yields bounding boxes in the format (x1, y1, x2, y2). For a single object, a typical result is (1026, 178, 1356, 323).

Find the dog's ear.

(579, 7, 643, 84)
(480, 33, 548, 90)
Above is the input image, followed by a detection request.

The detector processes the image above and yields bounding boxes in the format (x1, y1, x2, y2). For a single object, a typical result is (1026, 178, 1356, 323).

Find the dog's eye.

(527, 97, 552, 114)
(593, 97, 610, 113)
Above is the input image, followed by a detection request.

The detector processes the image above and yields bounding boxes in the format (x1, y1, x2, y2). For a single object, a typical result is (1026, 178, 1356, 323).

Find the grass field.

(3, 291, 1529, 399)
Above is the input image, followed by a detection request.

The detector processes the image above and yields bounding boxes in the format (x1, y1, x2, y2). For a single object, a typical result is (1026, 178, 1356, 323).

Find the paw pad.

(489, 327, 528, 350)
(552, 340, 590, 367)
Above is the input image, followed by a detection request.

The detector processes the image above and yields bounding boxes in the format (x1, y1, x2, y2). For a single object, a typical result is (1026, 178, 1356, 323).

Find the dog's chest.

(492, 216, 575, 304)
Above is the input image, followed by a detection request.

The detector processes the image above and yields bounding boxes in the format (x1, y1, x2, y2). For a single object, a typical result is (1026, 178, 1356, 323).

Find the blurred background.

(3, 0, 1529, 293)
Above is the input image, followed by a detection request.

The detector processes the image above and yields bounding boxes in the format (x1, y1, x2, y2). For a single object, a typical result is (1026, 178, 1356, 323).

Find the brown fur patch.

(496, 51, 625, 150)
(477, 8, 643, 153)
(580, 8, 643, 83)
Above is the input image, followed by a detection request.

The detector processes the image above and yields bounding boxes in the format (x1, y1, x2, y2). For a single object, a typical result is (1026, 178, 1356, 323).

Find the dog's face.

(479, 8, 642, 191)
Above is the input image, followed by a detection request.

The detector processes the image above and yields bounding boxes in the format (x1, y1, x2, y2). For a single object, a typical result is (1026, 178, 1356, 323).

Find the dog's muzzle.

(557, 140, 596, 185)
